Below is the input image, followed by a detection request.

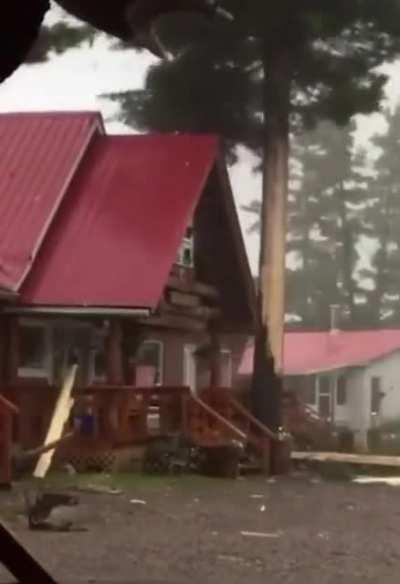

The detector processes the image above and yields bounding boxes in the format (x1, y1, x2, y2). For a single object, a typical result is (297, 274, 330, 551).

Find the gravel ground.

(1, 472, 400, 583)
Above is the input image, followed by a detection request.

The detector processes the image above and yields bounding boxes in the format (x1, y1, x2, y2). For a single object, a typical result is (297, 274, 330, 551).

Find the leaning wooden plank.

(0, 520, 56, 583)
(292, 451, 400, 468)
(18, 432, 74, 462)
(33, 365, 78, 479)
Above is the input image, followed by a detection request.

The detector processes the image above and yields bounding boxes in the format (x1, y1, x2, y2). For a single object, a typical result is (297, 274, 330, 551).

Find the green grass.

(15, 471, 229, 496)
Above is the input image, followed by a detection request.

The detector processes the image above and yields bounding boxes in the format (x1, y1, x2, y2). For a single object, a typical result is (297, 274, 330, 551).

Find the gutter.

(2, 306, 151, 318)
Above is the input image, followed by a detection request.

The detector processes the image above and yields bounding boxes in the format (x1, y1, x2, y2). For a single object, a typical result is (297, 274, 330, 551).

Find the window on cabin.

(371, 376, 382, 414)
(336, 375, 347, 406)
(302, 376, 316, 405)
(319, 376, 331, 395)
(136, 341, 164, 386)
(89, 324, 108, 384)
(90, 348, 107, 383)
(18, 321, 52, 380)
(176, 226, 194, 267)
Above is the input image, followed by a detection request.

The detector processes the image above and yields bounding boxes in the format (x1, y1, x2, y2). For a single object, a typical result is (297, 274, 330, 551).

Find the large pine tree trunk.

(337, 182, 357, 325)
(251, 49, 291, 431)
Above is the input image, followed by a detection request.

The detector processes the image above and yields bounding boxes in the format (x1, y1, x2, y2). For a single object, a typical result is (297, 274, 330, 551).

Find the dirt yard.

(1, 471, 400, 583)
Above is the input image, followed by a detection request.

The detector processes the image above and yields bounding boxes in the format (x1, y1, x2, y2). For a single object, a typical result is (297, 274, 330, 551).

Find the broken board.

(292, 451, 400, 468)
(33, 365, 77, 479)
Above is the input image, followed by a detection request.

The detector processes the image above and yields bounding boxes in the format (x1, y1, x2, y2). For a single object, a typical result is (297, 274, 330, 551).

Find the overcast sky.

(1, 6, 400, 274)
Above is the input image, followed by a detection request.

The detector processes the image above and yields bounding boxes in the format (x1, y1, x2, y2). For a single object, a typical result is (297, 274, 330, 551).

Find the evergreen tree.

(26, 21, 96, 64)
(364, 106, 400, 325)
(244, 121, 373, 330)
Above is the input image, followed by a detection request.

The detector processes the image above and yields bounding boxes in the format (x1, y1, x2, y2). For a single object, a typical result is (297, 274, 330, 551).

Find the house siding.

(143, 330, 248, 390)
(312, 352, 400, 451)
(363, 351, 400, 426)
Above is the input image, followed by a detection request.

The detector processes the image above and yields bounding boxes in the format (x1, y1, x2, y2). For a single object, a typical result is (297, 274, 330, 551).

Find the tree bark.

(373, 192, 390, 326)
(337, 181, 357, 324)
(251, 48, 291, 431)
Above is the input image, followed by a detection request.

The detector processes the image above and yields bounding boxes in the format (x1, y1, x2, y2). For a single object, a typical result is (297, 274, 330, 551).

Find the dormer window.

(176, 225, 194, 268)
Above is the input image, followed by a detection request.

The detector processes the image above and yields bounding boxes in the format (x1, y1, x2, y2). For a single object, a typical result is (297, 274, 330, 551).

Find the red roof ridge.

(0, 110, 102, 119)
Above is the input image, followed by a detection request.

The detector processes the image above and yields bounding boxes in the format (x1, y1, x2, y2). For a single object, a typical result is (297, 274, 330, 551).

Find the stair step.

(239, 460, 263, 474)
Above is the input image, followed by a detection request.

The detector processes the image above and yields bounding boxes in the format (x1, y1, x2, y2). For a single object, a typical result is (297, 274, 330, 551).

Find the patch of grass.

(15, 471, 228, 495)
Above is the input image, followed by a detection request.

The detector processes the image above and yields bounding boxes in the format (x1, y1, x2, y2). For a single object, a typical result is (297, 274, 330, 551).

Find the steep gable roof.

(0, 111, 254, 321)
(21, 133, 219, 309)
(0, 111, 102, 292)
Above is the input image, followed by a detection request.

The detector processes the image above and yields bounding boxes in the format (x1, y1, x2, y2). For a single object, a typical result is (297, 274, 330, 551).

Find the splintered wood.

(33, 365, 78, 479)
(292, 451, 400, 468)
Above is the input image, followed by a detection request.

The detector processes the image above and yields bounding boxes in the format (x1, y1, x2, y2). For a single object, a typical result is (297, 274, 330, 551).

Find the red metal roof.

(239, 330, 400, 376)
(21, 134, 219, 309)
(0, 112, 102, 292)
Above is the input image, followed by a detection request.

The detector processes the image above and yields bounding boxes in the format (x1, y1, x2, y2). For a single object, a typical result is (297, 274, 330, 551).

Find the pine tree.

(364, 106, 400, 325)
(243, 121, 374, 330)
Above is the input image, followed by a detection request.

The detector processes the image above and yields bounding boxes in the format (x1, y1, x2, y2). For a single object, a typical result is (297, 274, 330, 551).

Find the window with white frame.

(176, 226, 194, 268)
(136, 340, 164, 386)
(18, 319, 52, 380)
(89, 348, 107, 384)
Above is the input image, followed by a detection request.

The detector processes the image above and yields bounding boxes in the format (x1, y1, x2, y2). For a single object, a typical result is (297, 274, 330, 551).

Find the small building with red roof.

(0, 111, 255, 459)
(240, 329, 400, 450)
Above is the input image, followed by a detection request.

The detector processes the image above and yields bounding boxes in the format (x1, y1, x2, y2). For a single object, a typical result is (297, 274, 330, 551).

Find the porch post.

(0, 409, 12, 487)
(106, 320, 124, 385)
(209, 332, 221, 387)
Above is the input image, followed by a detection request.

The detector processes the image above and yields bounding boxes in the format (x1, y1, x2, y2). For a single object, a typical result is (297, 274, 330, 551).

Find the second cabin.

(0, 111, 258, 468)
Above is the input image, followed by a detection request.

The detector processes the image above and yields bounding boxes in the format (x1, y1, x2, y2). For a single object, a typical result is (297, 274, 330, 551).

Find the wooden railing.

(4, 383, 280, 459)
(3, 384, 190, 451)
(229, 396, 279, 442)
(186, 394, 246, 447)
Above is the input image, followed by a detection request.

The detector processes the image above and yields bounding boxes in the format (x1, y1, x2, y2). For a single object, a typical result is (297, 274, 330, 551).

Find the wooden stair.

(185, 387, 283, 475)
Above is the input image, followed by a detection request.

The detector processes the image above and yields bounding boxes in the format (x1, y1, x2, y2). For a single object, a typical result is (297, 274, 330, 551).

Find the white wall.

(288, 352, 400, 451)
(331, 351, 400, 451)
(363, 351, 400, 426)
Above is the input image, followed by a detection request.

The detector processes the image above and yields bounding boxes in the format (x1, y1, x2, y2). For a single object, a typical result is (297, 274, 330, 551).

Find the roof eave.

(3, 306, 151, 318)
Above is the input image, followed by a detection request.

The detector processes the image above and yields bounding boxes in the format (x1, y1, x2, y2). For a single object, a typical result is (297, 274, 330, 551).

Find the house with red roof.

(240, 328, 400, 450)
(0, 111, 255, 463)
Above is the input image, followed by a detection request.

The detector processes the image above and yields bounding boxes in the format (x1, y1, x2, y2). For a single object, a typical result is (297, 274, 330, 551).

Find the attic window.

(176, 225, 194, 268)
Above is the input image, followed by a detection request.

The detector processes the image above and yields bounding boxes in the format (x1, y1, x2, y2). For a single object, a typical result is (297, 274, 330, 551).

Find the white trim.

(183, 344, 197, 393)
(5, 306, 150, 318)
(220, 348, 233, 387)
(316, 374, 333, 420)
(176, 237, 194, 268)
